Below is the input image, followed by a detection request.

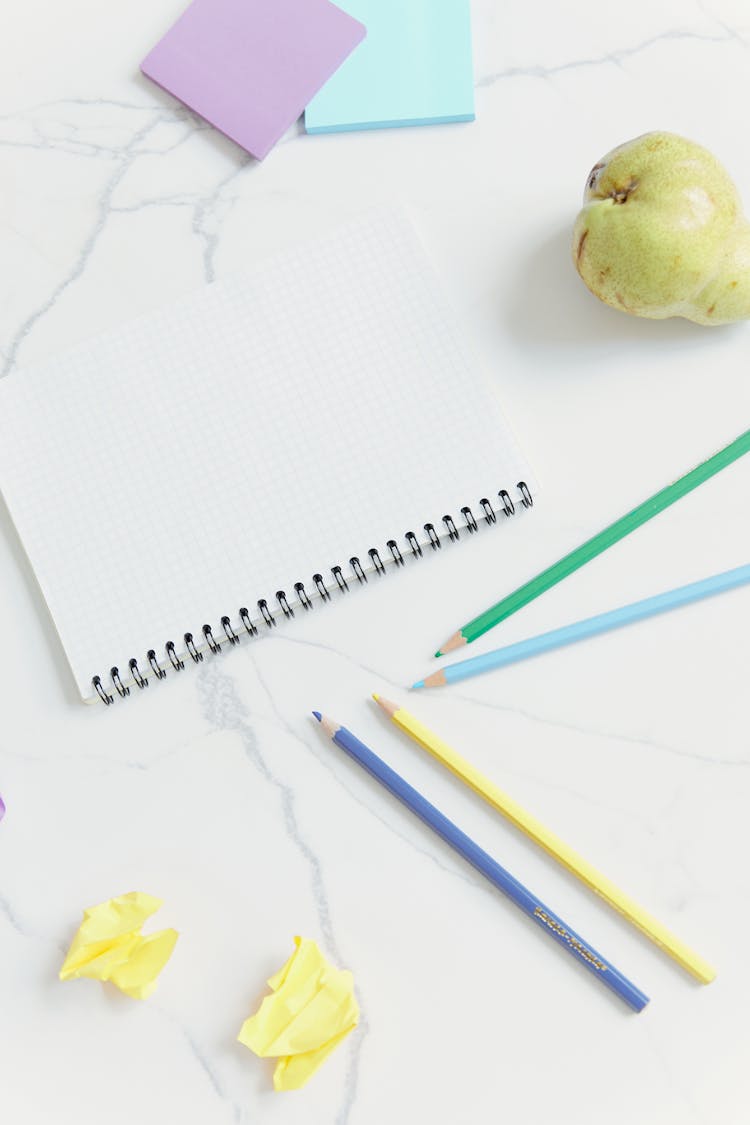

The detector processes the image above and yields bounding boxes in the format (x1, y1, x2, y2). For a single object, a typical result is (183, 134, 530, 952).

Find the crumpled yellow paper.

(238, 936, 359, 1091)
(59, 891, 178, 999)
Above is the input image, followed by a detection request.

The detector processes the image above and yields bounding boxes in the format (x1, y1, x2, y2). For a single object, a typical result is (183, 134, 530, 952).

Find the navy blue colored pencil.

(313, 712, 649, 1012)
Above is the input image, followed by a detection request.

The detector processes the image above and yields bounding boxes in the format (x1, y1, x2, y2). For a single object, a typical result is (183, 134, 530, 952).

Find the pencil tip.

(439, 631, 468, 655)
(371, 692, 380, 702)
(373, 695, 399, 717)
(314, 713, 339, 738)
(412, 680, 424, 690)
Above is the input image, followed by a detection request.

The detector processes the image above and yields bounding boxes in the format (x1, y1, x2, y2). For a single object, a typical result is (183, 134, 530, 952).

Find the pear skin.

(688, 219, 750, 324)
(572, 132, 750, 324)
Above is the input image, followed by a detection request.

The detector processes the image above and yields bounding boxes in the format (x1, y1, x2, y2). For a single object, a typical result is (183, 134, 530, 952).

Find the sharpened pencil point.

(312, 711, 322, 722)
(412, 680, 425, 689)
(371, 692, 380, 702)
(373, 695, 399, 717)
(438, 631, 468, 655)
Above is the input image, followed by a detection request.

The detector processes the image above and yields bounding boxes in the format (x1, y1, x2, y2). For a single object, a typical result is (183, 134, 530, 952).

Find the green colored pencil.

(435, 428, 750, 655)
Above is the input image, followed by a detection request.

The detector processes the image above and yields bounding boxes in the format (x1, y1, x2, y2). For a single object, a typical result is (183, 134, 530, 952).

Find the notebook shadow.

(502, 225, 723, 361)
(0, 493, 81, 707)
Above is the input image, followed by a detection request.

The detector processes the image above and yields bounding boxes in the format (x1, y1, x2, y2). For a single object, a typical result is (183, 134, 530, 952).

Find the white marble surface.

(2, 1, 750, 1122)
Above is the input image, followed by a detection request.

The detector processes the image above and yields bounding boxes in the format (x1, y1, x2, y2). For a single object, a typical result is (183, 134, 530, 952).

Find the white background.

(1, 2, 749, 1122)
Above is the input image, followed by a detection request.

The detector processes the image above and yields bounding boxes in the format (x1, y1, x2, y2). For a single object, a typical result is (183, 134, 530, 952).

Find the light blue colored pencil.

(414, 563, 750, 689)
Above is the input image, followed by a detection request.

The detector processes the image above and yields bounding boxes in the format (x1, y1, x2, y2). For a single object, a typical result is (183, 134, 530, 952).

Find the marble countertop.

(1, 2, 749, 1122)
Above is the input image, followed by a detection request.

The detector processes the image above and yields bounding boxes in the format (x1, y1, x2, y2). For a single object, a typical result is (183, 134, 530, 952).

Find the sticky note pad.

(141, 0, 367, 160)
(305, 0, 474, 134)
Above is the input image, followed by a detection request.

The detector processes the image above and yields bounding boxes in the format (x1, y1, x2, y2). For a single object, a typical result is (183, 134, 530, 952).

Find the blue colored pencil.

(415, 563, 750, 689)
(313, 712, 649, 1012)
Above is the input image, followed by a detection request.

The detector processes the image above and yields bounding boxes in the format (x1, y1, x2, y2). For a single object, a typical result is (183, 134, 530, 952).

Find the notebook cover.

(141, 0, 366, 160)
(305, 0, 474, 134)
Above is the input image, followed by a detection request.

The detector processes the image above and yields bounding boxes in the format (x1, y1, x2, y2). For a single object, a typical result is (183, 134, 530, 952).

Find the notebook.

(305, 0, 474, 135)
(141, 0, 366, 160)
(0, 212, 534, 705)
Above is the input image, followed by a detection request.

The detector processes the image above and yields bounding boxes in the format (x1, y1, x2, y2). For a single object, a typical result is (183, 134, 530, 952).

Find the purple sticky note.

(141, 0, 366, 160)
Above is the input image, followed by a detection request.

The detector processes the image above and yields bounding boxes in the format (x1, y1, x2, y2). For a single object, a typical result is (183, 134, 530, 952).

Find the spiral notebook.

(0, 211, 534, 705)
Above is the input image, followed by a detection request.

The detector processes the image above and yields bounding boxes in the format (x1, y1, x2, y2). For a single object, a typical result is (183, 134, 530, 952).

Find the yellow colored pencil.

(373, 694, 715, 985)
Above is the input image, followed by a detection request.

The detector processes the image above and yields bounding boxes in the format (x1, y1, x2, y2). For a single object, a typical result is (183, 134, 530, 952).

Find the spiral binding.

(91, 480, 533, 704)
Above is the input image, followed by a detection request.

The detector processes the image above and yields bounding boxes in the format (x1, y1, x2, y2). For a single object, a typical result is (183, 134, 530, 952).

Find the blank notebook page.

(0, 212, 532, 701)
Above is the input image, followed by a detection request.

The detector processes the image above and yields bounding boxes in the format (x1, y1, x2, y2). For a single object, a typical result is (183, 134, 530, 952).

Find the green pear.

(572, 132, 750, 324)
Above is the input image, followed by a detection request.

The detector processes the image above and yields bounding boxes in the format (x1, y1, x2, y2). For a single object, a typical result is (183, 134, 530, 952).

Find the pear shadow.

(502, 225, 724, 362)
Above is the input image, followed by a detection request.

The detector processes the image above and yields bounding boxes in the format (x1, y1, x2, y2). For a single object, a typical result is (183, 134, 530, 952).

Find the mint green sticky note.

(305, 0, 475, 134)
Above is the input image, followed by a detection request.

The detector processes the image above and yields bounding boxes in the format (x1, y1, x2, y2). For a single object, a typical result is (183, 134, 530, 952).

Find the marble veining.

(2, 2, 750, 1122)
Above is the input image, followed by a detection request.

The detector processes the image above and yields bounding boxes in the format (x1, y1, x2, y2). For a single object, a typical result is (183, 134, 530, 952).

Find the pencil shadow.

(502, 225, 727, 363)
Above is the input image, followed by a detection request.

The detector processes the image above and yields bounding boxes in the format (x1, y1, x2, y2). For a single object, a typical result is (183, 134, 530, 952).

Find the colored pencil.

(422, 563, 750, 688)
(373, 694, 716, 984)
(313, 711, 649, 1011)
(435, 428, 750, 655)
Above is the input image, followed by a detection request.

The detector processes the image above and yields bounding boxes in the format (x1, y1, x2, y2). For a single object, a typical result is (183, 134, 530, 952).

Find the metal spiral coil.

(148, 650, 167, 679)
(203, 624, 221, 654)
(313, 574, 330, 602)
(424, 523, 441, 550)
(276, 590, 294, 618)
(129, 658, 148, 689)
(239, 607, 258, 636)
(221, 616, 240, 645)
(92, 480, 533, 703)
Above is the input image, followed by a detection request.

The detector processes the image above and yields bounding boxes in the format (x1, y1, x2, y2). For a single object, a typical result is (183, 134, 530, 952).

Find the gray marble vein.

(196, 658, 366, 1124)
(476, 26, 747, 89)
(2, 112, 166, 376)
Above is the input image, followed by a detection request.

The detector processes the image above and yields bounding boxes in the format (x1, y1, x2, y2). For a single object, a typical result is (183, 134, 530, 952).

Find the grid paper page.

(0, 212, 532, 701)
